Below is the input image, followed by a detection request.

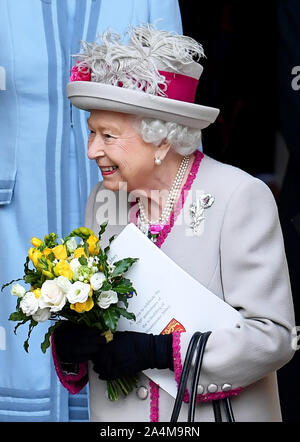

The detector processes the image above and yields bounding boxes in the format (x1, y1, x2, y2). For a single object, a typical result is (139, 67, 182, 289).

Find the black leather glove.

(52, 321, 105, 363)
(91, 331, 174, 381)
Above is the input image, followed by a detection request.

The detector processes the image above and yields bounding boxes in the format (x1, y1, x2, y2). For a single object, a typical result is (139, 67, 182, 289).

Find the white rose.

(20, 292, 39, 316)
(65, 237, 78, 253)
(97, 290, 118, 309)
(56, 276, 72, 293)
(32, 308, 51, 323)
(11, 283, 26, 298)
(66, 281, 90, 304)
(90, 272, 106, 291)
(69, 258, 81, 272)
(39, 280, 66, 312)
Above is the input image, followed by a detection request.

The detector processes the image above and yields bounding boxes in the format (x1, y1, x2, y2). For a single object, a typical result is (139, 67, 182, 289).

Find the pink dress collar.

(129, 150, 204, 247)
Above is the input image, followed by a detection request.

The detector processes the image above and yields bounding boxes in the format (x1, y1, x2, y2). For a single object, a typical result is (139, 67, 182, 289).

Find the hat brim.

(67, 82, 220, 129)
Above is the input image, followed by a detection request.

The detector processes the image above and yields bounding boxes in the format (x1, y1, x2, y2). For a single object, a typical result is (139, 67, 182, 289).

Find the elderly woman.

(52, 25, 295, 422)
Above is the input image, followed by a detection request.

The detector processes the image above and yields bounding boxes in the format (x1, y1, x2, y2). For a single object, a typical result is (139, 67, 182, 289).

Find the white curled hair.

(137, 118, 202, 155)
(73, 24, 205, 97)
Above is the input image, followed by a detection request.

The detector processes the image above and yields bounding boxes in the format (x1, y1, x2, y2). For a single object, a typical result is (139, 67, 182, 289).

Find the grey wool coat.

(84, 153, 295, 422)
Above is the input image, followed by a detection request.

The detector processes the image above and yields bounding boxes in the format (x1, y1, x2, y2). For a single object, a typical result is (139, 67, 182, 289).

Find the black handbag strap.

(171, 331, 235, 423)
(170, 332, 202, 422)
(188, 331, 211, 421)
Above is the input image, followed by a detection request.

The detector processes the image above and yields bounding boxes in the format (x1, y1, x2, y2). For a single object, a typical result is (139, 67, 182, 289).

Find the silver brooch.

(189, 193, 214, 235)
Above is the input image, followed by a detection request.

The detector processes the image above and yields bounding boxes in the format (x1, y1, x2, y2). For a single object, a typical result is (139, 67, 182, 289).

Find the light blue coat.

(0, 0, 182, 421)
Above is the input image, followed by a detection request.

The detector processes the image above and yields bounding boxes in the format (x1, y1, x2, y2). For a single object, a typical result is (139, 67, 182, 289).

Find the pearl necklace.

(137, 155, 190, 230)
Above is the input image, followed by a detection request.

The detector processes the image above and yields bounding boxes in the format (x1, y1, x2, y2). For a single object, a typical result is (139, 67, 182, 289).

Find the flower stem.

(106, 375, 138, 401)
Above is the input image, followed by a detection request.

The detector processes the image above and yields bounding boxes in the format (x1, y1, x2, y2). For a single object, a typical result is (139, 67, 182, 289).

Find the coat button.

(136, 386, 149, 400)
(221, 383, 232, 392)
(207, 383, 218, 393)
(197, 384, 204, 394)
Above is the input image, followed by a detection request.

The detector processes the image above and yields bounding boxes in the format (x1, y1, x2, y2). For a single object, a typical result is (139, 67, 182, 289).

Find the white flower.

(65, 237, 78, 253)
(32, 308, 51, 323)
(55, 276, 72, 293)
(87, 257, 95, 268)
(90, 272, 106, 291)
(39, 280, 66, 312)
(11, 283, 26, 298)
(20, 292, 39, 316)
(69, 258, 81, 273)
(97, 290, 118, 310)
(66, 281, 90, 304)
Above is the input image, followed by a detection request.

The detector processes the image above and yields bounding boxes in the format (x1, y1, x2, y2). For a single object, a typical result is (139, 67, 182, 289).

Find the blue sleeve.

(0, 2, 17, 205)
(149, 0, 183, 33)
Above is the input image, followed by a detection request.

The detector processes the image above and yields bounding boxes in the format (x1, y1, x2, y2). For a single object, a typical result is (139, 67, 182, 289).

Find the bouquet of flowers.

(1, 222, 139, 400)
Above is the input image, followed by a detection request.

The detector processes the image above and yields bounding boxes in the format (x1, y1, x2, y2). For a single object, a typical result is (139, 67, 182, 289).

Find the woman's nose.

(87, 137, 105, 160)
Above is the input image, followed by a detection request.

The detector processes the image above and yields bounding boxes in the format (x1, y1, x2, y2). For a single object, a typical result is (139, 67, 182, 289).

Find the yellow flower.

(33, 288, 41, 299)
(53, 260, 73, 280)
(70, 297, 94, 313)
(87, 235, 100, 255)
(102, 330, 113, 343)
(31, 237, 43, 248)
(52, 244, 68, 261)
(43, 247, 52, 258)
(73, 247, 86, 258)
(28, 247, 43, 268)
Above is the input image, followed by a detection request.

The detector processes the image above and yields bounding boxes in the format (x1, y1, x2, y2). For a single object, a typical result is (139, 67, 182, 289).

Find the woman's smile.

(100, 166, 119, 176)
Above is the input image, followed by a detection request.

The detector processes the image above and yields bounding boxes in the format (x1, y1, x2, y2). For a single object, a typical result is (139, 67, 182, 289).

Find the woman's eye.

(89, 130, 95, 135)
(103, 134, 114, 140)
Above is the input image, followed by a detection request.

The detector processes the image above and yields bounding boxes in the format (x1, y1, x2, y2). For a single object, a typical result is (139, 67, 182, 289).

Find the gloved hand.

(91, 331, 174, 381)
(52, 321, 105, 363)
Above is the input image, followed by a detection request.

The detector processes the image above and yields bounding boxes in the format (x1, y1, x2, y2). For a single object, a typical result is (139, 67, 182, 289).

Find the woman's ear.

(156, 139, 172, 161)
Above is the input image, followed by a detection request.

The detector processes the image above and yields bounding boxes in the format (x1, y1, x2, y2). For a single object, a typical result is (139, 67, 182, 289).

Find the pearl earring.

(154, 156, 162, 165)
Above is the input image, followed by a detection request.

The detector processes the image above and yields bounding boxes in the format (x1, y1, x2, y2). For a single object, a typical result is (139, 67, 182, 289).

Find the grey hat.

(67, 24, 220, 129)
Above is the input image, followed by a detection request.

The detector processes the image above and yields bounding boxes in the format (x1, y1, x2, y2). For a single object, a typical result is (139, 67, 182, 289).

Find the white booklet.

(108, 223, 243, 398)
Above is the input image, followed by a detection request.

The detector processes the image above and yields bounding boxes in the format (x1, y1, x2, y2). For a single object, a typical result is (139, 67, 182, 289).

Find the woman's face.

(87, 110, 159, 193)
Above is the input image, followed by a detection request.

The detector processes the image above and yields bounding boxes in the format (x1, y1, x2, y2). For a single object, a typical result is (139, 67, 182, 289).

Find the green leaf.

(23, 319, 38, 353)
(114, 306, 136, 321)
(78, 256, 88, 266)
(37, 256, 48, 270)
(113, 278, 135, 294)
(98, 222, 108, 241)
(13, 318, 30, 335)
(41, 322, 60, 354)
(83, 241, 90, 257)
(116, 293, 128, 308)
(104, 234, 116, 255)
(100, 281, 112, 292)
(111, 258, 139, 278)
(102, 308, 120, 333)
(47, 252, 55, 262)
(9, 311, 27, 322)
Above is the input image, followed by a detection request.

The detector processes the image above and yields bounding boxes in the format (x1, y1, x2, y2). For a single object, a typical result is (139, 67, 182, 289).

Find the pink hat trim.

(158, 70, 199, 103)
